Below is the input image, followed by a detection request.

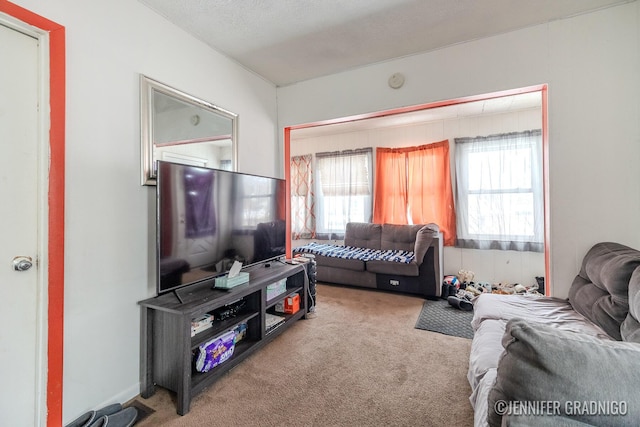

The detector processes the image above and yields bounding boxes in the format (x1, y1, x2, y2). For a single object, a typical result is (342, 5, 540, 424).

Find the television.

(156, 161, 287, 295)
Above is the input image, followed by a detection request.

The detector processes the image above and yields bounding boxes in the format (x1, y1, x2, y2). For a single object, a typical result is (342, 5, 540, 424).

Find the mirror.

(140, 75, 238, 185)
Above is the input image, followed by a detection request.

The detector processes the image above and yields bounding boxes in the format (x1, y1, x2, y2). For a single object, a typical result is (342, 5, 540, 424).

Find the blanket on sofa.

(293, 242, 416, 264)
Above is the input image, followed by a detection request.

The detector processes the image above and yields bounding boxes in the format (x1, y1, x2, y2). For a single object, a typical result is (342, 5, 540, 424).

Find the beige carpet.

(130, 284, 474, 427)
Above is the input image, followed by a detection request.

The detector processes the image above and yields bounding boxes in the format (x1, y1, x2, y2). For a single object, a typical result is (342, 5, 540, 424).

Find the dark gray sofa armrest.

(415, 225, 443, 296)
(413, 223, 440, 264)
(568, 242, 640, 340)
(622, 266, 640, 342)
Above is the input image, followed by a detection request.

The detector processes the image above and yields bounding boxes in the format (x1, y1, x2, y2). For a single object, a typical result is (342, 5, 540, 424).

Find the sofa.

(292, 222, 443, 298)
(468, 242, 640, 427)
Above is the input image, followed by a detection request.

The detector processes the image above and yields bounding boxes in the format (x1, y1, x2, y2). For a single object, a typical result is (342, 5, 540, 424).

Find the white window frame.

(455, 130, 543, 252)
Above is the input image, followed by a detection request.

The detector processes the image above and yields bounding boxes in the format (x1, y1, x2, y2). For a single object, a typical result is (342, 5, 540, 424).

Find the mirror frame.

(140, 75, 238, 185)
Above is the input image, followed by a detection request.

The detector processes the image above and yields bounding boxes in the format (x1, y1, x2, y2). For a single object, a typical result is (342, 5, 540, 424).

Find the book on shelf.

(265, 313, 285, 334)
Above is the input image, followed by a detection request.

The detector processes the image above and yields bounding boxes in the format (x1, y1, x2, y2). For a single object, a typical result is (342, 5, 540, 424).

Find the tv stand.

(138, 262, 308, 415)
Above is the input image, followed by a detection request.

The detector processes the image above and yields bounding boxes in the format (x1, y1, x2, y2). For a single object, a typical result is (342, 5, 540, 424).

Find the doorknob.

(12, 256, 33, 271)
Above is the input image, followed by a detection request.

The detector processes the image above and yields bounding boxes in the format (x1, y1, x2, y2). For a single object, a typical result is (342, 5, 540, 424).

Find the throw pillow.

(488, 318, 640, 427)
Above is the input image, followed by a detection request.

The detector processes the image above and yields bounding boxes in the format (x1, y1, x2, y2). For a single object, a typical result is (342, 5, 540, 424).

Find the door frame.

(283, 84, 550, 294)
(0, 2, 65, 426)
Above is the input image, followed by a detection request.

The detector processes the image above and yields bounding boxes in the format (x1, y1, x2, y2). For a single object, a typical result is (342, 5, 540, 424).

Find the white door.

(0, 22, 42, 426)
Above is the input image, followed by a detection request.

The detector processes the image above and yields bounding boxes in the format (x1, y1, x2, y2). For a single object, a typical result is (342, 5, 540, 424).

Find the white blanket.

(468, 293, 612, 427)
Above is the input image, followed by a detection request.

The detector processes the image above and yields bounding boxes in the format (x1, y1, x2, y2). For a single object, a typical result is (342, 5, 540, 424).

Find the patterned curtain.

(290, 154, 315, 239)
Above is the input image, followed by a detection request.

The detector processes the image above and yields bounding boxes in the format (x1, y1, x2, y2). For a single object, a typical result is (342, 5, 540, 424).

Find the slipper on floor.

(448, 296, 473, 311)
(87, 407, 138, 427)
(65, 403, 122, 427)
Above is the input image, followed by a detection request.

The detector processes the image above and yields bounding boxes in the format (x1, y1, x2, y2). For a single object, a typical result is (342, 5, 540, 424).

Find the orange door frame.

(0, 1, 66, 425)
(283, 84, 550, 295)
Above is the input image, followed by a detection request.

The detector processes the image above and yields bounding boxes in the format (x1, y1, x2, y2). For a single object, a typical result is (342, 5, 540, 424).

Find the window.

(315, 148, 373, 237)
(455, 130, 543, 252)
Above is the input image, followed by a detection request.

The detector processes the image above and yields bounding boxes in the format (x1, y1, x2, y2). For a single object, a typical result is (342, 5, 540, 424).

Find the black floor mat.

(415, 298, 474, 339)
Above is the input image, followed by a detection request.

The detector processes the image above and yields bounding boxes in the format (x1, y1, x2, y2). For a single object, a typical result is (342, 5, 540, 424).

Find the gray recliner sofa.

(293, 222, 443, 299)
(468, 242, 640, 427)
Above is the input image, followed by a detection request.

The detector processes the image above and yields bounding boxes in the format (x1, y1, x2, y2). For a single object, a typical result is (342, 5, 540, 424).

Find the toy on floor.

(445, 272, 545, 311)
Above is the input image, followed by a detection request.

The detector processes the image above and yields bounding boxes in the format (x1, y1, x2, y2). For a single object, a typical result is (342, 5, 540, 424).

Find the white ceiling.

(138, 0, 630, 87)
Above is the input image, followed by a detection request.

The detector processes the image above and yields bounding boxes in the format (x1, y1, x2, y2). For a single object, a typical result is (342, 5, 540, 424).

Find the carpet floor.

(415, 298, 475, 339)
(130, 284, 474, 427)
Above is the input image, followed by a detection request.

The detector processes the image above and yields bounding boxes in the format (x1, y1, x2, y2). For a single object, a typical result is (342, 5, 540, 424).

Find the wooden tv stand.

(138, 261, 308, 415)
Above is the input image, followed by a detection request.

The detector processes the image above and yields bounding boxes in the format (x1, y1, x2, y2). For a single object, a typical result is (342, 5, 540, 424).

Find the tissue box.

(266, 278, 287, 301)
(215, 272, 250, 289)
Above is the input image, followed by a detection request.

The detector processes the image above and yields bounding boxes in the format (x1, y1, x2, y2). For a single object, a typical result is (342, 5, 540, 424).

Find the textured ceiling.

(139, 0, 630, 86)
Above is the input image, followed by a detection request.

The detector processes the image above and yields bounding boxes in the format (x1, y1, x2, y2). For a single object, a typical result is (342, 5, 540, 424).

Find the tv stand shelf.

(138, 261, 308, 415)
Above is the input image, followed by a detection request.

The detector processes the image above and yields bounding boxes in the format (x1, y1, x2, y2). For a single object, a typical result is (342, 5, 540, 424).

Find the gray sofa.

(469, 242, 640, 427)
(293, 222, 443, 298)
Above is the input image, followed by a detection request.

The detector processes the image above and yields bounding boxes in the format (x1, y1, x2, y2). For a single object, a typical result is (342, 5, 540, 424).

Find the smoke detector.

(388, 72, 405, 89)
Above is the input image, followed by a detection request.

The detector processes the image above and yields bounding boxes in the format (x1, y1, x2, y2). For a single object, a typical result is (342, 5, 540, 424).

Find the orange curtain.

(373, 148, 407, 224)
(407, 140, 456, 245)
(374, 141, 456, 245)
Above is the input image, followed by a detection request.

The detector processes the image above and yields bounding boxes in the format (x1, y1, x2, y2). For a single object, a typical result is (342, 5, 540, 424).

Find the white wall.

(291, 108, 545, 287)
(12, 0, 278, 423)
(278, 2, 640, 298)
(6, 0, 638, 422)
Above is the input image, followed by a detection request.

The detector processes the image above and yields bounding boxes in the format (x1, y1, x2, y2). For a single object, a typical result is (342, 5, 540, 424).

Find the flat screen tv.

(156, 161, 287, 295)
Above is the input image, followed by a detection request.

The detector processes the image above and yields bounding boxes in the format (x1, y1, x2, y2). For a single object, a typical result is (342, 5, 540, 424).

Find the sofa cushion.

(344, 222, 381, 249)
(314, 253, 365, 272)
(488, 318, 640, 427)
(568, 242, 640, 340)
(380, 223, 423, 252)
(365, 247, 418, 275)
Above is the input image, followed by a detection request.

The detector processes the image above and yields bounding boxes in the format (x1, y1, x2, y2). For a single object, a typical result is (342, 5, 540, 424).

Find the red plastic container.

(284, 294, 300, 314)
